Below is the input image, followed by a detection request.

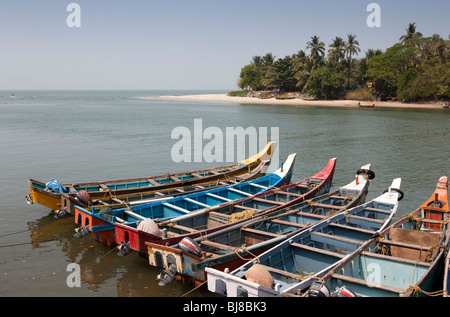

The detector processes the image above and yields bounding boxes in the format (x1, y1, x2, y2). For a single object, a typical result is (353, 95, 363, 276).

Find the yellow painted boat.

(358, 102, 375, 108)
(26, 142, 276, 213)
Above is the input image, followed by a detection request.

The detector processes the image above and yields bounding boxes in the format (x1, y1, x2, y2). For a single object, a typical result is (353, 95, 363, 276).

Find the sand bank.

(142, 93, 447, 110)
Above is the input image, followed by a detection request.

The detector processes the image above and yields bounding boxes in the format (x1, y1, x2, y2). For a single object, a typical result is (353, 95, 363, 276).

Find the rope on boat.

(406, 285, 444, 297)
(228, 209, 257, 223)
(425, 244, 448, 263)
(233, 244, 260, 263)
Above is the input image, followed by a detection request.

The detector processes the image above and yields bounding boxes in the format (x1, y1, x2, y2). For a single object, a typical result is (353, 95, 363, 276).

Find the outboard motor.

(307, 280, 330, 297)
(331, 286, 358, 297)
(54, 207, 68, 219)
(179, 237, 202, 257)
(73, 225, 90, 238)
(75, 190, 91, 205)
(117, 242, 131, 256)
(157, 264, 178, 286)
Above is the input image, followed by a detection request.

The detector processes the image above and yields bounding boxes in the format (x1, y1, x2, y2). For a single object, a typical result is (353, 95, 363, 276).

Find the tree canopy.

(235, 24, 449, 102)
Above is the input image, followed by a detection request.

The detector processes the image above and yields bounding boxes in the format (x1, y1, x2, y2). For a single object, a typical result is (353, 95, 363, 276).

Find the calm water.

(0, 90, 449, 297)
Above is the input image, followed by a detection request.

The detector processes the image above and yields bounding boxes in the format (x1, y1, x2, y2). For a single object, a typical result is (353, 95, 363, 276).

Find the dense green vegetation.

(235, 23, 449, 102)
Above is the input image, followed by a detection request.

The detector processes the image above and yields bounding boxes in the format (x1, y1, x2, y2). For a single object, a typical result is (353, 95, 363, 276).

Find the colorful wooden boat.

(25, 141, 276, 212)
(444, 250, 450, 297)
(56, 159, 270, 218)
(114, 157, 336, 256)
(146, 164, 374, 285)
(301, 176, 448, 297)
(206, 178, 403, 297)
(73, 153, 297, 248)
(358, 102, 375, 108)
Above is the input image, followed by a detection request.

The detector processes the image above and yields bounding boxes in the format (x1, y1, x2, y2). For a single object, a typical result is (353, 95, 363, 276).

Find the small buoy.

(244, 264, 274, 289)
(75, 190, 91, 205)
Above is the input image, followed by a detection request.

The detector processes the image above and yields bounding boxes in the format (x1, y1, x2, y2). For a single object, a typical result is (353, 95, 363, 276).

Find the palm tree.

(262, 53, 275, 66)
(251, 55, 263, 68)
(365, 48, 383, 60)
(306, 35, 325, 67)
(399, 23, 423, 45)
(292, 50, 311, 90)
(344, 34, 361, 86)
(328, 36, 346, 67)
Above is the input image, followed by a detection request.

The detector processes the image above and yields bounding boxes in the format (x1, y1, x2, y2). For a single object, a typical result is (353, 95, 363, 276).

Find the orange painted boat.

(422, 176, 449, 230)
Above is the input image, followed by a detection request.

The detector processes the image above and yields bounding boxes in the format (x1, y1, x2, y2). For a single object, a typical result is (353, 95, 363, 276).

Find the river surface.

(0, 90, 449, 297)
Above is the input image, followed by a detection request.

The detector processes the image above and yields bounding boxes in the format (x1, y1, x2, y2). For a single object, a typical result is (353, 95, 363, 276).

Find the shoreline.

(141, 93, 447, 110)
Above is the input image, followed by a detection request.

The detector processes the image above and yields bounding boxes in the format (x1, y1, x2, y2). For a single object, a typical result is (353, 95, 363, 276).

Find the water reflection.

(26, 213, 213, 297)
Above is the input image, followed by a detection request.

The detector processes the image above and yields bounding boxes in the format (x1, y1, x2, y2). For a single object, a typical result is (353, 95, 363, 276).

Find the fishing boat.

(206, 178, 403, 297)
(358, 102, 375, 108)
(56, 159, 270, 218)
(73, 153, 297, 248)
(25, 142, 276, 212)
(301, 176, 448, 297)
(113, 157, 336, 256)
(146, 164, 374, 285)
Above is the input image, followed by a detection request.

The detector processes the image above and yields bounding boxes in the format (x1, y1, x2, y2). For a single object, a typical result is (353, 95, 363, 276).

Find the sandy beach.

(142, 94, 447, 110)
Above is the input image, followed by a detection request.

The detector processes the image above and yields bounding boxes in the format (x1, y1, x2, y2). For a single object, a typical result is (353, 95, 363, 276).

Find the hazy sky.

(1, 0, 448, 90)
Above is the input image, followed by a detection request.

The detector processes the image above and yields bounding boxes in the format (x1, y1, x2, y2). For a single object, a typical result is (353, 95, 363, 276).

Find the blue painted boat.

(205, 178, 403, 297)
(146, 164, 374, 285)
(115, 157, 337, 255)
(303, 176, 449, 297)
(73, 153, 297, 247)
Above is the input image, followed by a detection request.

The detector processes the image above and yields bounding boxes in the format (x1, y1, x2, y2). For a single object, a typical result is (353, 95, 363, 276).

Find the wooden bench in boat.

(269, 191, 304, 198)
(169, 175, 181, 182)
(328, 222, 376, 236)
(307, 202, 343, 210)
(167, 223, 198, 233)
(330, 273, 405, 295)
(200, 239, 236, 252)
(257, 264, 305, 281)
(252, 197, 286, 206)
(346, 214, 385, 225)
(329, 195, 352, 201)
(364, 207, 392, 215)
(311, 231, 365, 250)
(147, 178, 161, 186)
(269, 219, 308, 229)
(360, 251, 431, 267)
(240, 227, 284, 238)
(290, 242, 347, 259)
